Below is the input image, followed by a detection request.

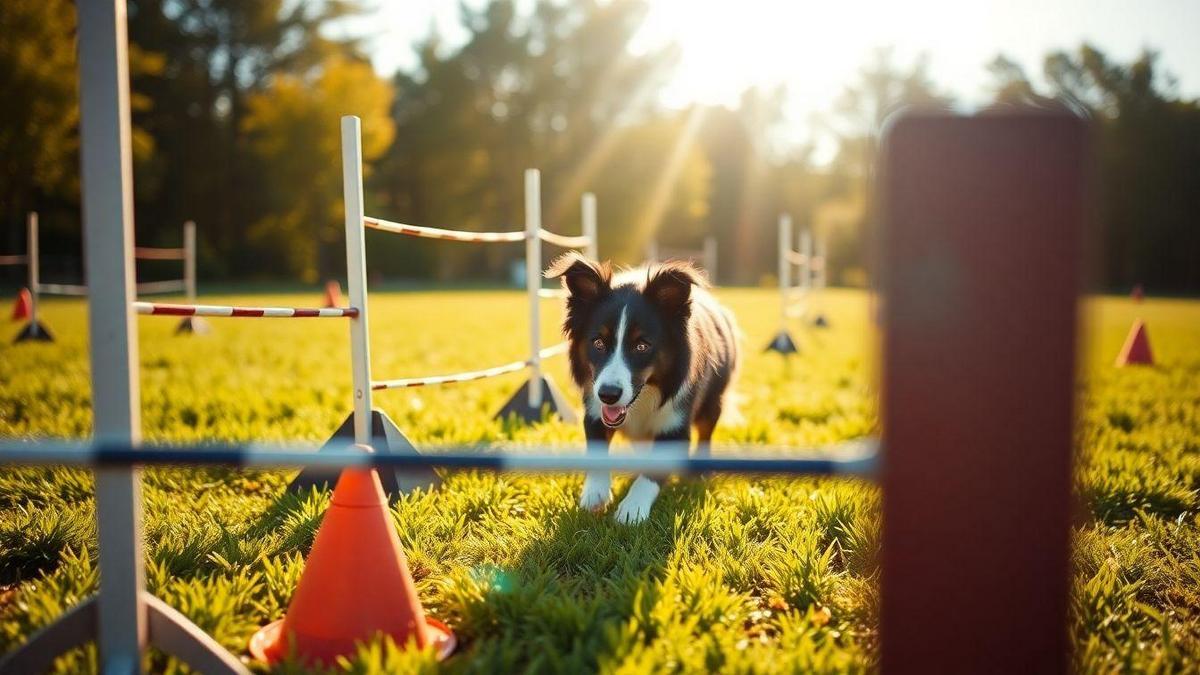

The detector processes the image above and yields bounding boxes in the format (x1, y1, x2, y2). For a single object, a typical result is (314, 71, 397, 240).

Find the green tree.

(242, 58, 395, 282)
(0, 0, 78, 246)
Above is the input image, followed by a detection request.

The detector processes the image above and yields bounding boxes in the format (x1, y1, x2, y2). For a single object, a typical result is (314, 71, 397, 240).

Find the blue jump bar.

(0, 439, 880, 478)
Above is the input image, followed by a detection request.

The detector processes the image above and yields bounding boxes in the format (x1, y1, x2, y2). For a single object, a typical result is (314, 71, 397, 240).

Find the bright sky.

(345, 0, 1200, 153)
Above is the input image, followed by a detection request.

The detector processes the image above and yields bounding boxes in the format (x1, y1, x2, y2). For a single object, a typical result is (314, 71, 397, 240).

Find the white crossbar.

(364, 216, 526, 242)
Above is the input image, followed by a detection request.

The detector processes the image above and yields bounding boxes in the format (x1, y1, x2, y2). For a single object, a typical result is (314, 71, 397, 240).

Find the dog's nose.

(597, 385, 623, 405)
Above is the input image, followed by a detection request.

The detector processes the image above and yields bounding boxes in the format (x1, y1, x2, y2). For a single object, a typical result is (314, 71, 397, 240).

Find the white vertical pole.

(183, 220, 196, 302)
(526, 169, 543, 410)
(78, 0, 146, 671)
(703, 235, 717, 281)
(645, 239, 658, 264)
(27, 212, 39, 325)
(778, 214, 791, 323)
(342, 116, 373, 446)
(814, 236, 827, 290)
(801, 228, 814, 292)
(582, 192, 598, 260)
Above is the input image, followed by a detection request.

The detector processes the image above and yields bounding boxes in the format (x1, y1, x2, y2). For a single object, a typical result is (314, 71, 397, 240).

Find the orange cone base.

(249, 616, 455, 665)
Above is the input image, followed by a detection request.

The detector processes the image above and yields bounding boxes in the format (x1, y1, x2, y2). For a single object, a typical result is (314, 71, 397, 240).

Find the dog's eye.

(634, 340, 651, 353)
(592, 338, 606, 352)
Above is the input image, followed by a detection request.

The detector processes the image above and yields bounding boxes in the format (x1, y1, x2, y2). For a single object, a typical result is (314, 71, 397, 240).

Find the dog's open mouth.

(600, 404, 627, 428)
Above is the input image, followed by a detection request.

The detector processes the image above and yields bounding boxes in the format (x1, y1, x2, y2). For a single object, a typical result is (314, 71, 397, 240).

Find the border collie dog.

(546, 252, 740, 524)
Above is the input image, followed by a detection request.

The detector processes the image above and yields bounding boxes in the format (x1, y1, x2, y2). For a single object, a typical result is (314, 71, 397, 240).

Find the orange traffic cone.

(11, 288, 31, 321)
(323, 280, 343, 308)
(1131, 283, 1144, 303)
(1115, 319, 1153, 366)
(249, 448, 454, 666)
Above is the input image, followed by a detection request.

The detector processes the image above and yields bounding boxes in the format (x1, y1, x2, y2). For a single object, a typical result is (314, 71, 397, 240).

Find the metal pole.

(703, 235, 717, 281)
(27, 212, 39, 326)
(78, 0, 147, 670)
(582, 192, 598, 260)
(800, 228, 813, 292)
(342, 117, 373, 447)
(778, 214, 791, 324)
(526, 169, 543, 409)
(814, 236, 827, 290)
(183, 221, 196, 302)
(645, 239, 658, 264)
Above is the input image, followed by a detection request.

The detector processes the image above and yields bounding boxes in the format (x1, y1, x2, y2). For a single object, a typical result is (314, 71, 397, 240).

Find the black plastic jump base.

(812, 314, 829, 328)
(764, 330, 798, 354)
(175, 316, 210, 335)
(14, 320, 54, 343)
(287, 409, 440, 496)
(494, 375, 578, 424)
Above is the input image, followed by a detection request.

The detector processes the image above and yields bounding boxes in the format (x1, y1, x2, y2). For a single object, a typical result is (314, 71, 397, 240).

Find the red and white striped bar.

(0, 254, 28, 265)
(372, 342, 568, 390)
(364, 216, 526, 243)
(538, 229, 592, 249)
(133, 246, 186, 260)
(134, 279, 186, 295)
(134, 302, 359, 318)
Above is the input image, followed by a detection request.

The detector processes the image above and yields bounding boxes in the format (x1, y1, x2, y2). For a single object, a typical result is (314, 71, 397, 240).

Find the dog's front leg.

(579, 415, 613, 512)
(614, 425, 688, 524)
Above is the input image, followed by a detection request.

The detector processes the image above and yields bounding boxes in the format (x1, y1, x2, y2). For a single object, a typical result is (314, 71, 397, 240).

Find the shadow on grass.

(449, 476, 708, 673)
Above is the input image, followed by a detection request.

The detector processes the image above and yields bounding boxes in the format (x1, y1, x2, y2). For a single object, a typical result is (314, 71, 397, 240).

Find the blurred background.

(1, 0, 1197, 292)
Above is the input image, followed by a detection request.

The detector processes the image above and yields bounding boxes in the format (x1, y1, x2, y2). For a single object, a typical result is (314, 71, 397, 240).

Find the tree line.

(2, 0, 1197, 292)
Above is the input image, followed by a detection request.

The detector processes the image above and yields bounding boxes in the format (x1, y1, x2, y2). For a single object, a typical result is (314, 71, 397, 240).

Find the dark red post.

(878, 112, 1088, 673)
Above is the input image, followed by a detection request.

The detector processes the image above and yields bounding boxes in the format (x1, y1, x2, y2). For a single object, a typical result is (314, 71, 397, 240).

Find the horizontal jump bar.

(134, 246, 186, 260)
(0, 254, 28, 265)
(134, 302, 359, 318)
(135, 279, 187, 295)
(0, 439, 880, 477)
(365, 216, 526, 243)
(372, 342, 569, 390)
(538, 230, 592, 249)
(36, 282, 89, 296)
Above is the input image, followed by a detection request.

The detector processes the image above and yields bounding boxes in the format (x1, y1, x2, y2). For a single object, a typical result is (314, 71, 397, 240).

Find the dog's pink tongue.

(601, 404, 625, 424)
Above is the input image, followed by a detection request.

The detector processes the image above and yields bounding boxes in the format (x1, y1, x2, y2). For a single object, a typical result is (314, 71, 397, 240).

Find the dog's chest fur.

(609, 385, 688, 441)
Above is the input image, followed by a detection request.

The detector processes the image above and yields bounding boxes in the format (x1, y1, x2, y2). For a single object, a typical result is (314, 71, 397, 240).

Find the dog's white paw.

(614, 476, 660, 524)
(579, 472, 613, 512)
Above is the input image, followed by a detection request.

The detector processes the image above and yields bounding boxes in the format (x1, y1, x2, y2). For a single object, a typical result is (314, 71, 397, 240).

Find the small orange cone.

(323, 280, 342, 308)
(250, 448, 454, 666)
(1115, 319, 1153, 366)
(11, 288, 31, 321)
(1131, 284, 1144, 303)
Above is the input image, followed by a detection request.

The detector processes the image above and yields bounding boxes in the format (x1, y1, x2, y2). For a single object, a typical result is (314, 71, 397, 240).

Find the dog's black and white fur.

(546, 252, 740, 523)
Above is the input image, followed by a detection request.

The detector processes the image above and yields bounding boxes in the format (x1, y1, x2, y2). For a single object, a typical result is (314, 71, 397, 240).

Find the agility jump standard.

(13, 213, 201, 342)
(765, 213, 828, 353)
(645, 234, 718, 282)
(0, 14, 1087, 669)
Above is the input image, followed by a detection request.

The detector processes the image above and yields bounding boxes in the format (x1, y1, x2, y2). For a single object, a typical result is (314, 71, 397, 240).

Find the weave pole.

(15, 212, 53, 342)
(879, 111, 1085, 673)
(702, 235, 718, 282)
(765, 213, 797, 353)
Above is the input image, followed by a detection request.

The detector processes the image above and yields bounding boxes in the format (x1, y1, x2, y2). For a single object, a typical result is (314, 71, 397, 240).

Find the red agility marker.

(1115, 319, 1153, 366)
(11, 288, 31, 321)
(1131, 283, 1144, 302)
(879, 112, 1086, 674)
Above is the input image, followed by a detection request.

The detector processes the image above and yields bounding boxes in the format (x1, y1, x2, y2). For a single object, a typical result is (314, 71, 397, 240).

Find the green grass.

(0, 288, 1197, 673)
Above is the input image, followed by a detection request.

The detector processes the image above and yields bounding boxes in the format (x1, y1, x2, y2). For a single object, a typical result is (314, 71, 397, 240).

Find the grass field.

(1, 287, 1198, 673)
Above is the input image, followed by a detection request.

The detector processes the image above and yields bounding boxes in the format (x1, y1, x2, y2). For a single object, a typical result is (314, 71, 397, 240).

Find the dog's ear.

(545, 252, 611, 303)
(644, 260, 708, 315)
